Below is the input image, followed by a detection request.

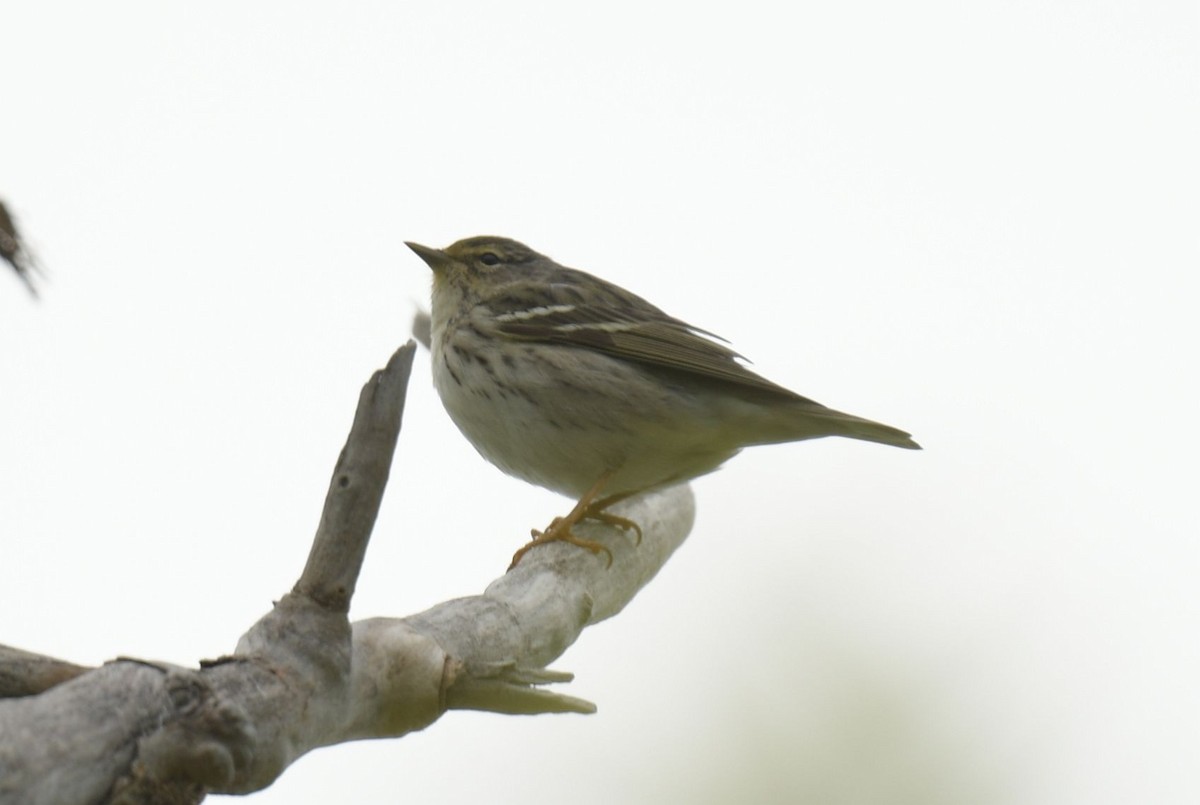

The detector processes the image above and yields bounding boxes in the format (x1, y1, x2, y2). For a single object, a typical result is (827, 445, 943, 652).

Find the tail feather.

(818, 408, 921, 450)
(755, 401, 921, 450)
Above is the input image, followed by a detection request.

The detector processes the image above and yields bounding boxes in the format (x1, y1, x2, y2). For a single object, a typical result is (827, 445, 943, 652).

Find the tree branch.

(294, 345, 412, 610)
(0, 342, 696, 803)
(0, 644, 90, 698)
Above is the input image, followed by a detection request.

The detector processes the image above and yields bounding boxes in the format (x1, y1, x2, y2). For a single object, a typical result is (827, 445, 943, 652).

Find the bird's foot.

(508, 475, 643, 570)
(510, 516, 615, 570)
(584, 505, 643, 546)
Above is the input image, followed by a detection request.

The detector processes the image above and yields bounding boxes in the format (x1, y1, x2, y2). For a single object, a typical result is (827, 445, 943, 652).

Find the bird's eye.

(479, 252, 501, 267)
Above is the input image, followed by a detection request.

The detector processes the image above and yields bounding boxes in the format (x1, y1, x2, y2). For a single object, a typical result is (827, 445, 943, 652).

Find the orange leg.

(586, 491, 643, 546)
(509, 473, 644, 570)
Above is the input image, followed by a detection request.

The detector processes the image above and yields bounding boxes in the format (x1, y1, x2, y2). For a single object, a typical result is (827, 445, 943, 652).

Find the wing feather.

(490, 282, 814, 402)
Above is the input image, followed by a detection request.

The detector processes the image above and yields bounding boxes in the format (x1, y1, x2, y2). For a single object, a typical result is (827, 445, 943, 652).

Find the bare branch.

(295, 343, 416, 610)
(0, 343, 696, 803)
(0, 644, 90, 698)
(346, 483, 695, 735)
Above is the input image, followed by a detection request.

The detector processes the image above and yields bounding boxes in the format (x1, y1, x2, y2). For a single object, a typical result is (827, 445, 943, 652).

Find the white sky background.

(2, 2, 1197, 803)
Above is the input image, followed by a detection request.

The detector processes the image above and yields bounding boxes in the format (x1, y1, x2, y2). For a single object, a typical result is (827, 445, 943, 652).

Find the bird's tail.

(754, 400, 922, 450)
(817, 407, 921, 449)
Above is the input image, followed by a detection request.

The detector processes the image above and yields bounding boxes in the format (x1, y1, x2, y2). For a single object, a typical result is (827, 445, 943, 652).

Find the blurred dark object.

(0, 199, 45, 298)
(411, 310, 431, 350)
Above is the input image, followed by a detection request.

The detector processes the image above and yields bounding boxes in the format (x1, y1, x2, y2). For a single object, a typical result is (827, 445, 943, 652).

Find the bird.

(407, 236, 919, 568)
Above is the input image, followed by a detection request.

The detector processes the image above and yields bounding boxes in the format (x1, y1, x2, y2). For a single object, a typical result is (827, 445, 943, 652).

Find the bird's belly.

(432, 341, 739, 499)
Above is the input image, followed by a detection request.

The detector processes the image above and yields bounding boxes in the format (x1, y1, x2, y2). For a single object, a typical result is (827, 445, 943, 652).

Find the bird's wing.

(491, 282, 813, 402)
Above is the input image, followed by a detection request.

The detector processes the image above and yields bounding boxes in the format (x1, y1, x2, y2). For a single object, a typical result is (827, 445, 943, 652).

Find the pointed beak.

(405, 241, 448, 272)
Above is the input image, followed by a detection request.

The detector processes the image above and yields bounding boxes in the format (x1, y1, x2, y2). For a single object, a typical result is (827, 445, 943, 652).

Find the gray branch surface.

(0, 342, 695, 804)
(0, 644, 90, 698)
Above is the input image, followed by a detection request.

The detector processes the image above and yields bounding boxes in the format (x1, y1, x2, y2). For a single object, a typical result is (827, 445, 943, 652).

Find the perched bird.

(408, 236, 919, 568)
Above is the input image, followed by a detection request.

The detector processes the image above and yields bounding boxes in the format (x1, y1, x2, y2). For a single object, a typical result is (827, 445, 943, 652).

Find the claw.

(507, 472, 644, 570)
(587, 510, 643, 546)
(510, 523, 614, 570)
